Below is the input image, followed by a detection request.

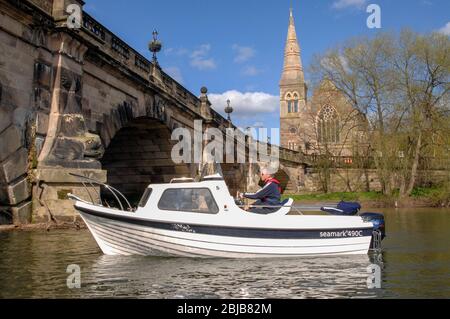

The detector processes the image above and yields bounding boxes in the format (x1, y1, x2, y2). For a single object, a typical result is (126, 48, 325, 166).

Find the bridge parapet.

(80, 12, 202, 116)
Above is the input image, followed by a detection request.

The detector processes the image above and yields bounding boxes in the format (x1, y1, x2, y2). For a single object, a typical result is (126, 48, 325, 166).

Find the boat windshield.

(199, 162, 225, 181)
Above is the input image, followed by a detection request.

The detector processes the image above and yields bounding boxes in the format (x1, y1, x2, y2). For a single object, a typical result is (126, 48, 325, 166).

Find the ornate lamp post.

(225, 99, 234, 123)
(149, 30, 162, 65)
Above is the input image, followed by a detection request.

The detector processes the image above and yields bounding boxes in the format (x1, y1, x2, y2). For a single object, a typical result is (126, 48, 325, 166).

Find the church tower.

(280, 8, 308, 152)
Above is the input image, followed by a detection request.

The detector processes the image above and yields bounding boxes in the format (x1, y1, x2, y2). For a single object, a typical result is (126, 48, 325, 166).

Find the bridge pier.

(30, 27, 107, 222)
(32, 168, 106, 223)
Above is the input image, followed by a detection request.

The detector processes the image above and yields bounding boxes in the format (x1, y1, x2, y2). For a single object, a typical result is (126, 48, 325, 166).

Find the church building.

(279, 9, 367, 157)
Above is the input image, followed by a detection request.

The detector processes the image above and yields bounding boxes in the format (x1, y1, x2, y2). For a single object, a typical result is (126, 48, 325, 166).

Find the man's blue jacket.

(243, 178, 282, 206)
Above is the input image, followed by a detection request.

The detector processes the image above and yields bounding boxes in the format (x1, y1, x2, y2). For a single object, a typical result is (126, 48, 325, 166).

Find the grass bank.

(282, 186, 450, 208)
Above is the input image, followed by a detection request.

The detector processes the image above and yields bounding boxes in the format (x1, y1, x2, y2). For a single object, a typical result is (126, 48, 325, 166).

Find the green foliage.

(410, 187, 441, 198)
(310, 29, 450, 197)
(283, 191, 385, 202)
(425, 182, 450, 207)
(284, 185, 450, 204)
(57, 190, 72, 200)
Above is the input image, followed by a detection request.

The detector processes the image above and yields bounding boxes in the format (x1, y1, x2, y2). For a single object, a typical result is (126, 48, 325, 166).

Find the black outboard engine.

(360, 212, 386, 250)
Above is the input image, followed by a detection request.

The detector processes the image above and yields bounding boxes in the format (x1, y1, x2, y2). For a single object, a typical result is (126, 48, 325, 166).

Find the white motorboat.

(69, 171, 384, 258)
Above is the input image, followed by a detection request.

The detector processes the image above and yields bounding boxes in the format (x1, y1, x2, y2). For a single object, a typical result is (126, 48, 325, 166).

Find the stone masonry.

(0, 0, 307, 225)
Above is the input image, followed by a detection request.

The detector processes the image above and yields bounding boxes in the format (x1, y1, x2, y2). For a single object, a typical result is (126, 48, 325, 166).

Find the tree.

(310, 30, 450, 196)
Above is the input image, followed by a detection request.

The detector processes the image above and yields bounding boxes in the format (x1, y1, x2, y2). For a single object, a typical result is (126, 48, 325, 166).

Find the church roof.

(280, 8, 305, 87)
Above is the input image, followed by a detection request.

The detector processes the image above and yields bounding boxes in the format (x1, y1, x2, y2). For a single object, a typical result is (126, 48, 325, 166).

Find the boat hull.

(78, 208, 373, 258)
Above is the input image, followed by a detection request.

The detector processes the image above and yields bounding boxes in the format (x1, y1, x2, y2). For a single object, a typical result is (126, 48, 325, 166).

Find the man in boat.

(240, 168, 282, 214)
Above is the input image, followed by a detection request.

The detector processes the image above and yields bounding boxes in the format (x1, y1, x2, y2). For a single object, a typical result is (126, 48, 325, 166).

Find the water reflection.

(82, 254, 375, 299)
(0, 230, 377, 299)
(0, 208, 449, 299)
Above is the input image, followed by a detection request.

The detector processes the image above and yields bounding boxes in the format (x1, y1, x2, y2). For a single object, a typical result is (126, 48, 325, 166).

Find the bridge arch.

(275, 164, 299, 195)
(98, 103, 194, 206)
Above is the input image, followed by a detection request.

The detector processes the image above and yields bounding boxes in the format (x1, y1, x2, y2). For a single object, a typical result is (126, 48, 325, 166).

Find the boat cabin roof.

(137, 175, 234, 214)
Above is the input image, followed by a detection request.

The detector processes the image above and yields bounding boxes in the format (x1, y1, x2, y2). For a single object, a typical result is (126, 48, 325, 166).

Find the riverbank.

(284, 187, 450, 209)
(0, 222, 87, 233)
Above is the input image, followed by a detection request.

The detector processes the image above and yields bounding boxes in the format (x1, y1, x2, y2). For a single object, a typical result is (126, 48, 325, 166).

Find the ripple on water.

(1, 209, 450, 299)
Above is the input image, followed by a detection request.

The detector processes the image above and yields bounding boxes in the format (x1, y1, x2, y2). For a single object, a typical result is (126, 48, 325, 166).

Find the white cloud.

(190, 44, 217, 70)
(191, 44, 211, 60)
(208, 90, 279, 119)
(332, 0, 367, 10)
(164, 47, 189, 56)
(232, 44, 256, 63)
(164, 66, 184, 83)
(438, 22, 450, 36)
(191, 58, 216, 70)
(319, 55, 350, 73)
(252, 122, 265, 128)
(242, 66, 263, 77)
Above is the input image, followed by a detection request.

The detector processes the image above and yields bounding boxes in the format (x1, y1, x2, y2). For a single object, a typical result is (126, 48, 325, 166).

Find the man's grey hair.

(261, 167, 276, 177)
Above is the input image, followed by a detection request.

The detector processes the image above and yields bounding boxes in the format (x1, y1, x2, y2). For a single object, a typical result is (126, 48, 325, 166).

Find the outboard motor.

(360, 212, 386, 250)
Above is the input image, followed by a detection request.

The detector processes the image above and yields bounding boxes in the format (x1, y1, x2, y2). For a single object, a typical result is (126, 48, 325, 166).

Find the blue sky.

(84, 0, 449, 145)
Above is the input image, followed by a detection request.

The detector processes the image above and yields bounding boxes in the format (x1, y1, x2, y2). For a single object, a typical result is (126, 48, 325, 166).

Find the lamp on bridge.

(225, 99, 234, 124)
(149, 30, 162, 65)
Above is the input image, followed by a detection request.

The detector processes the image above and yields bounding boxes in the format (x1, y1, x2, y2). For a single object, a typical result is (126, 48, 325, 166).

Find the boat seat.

(269, 198, 294, 216)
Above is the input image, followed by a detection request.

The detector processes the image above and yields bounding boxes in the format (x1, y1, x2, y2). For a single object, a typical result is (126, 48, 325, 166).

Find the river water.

(0, 208, 449, 299)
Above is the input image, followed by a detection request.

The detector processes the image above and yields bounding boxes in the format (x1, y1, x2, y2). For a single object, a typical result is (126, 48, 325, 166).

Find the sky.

(84, 0, 450, 145)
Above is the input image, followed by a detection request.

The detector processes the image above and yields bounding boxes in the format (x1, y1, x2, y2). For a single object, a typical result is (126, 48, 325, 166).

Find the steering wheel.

(234, 192, 244, 206)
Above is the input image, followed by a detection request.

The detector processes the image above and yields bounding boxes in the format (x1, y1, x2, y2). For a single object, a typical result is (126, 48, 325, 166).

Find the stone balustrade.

(78, 11, 307, 165)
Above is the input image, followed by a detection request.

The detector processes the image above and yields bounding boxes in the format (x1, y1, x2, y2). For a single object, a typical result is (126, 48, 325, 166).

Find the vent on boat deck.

(170, 178, 195, 184)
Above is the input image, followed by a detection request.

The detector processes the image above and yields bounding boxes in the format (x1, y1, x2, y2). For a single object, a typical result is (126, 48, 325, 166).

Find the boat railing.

(68, 173, 133, 211)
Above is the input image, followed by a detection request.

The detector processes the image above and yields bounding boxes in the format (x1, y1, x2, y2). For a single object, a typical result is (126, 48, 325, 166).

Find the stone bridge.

(0, 0, 308, 225)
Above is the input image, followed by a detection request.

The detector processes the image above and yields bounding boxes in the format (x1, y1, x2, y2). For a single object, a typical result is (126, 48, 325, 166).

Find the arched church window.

(293, 93, 299, 113)
(288, 141, 297, 151)
(317, 106, 340, 144)
(286, 93, 292, 113)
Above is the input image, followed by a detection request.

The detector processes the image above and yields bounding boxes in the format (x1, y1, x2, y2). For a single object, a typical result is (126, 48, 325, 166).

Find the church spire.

(280, 8, 305, 87)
